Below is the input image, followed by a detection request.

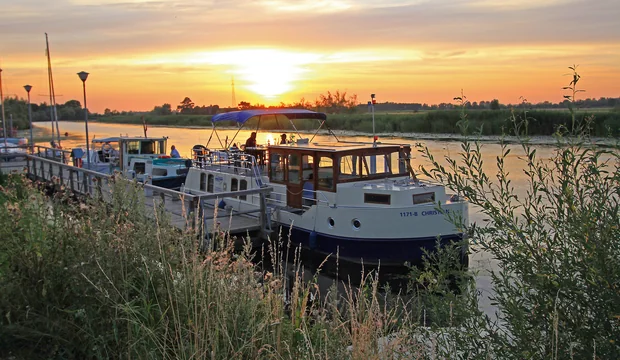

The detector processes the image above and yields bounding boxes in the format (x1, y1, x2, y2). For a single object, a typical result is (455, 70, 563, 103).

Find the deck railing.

(24, 154, 274, 243)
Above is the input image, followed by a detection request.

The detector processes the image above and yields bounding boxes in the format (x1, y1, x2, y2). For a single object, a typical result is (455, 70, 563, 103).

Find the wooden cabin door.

(286, 153, 303, 208)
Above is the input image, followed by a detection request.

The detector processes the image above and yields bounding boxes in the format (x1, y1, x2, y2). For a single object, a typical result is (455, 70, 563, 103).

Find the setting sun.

(210, 49, 320, 98)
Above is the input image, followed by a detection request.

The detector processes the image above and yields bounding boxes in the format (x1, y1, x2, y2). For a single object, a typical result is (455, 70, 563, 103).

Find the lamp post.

(77, 71, 90, 168)
(24, 85, 33, 152)
(370, 93, 376, 147)
(0, 68, 7, 148)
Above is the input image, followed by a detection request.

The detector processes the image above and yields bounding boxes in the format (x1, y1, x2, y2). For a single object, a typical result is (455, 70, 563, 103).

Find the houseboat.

(184, 110, 469, 266)
(78, 136, 191, 189)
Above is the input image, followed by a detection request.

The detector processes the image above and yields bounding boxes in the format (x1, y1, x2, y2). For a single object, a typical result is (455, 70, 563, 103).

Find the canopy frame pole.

(288, 116, 302, 140)
(212, 125, 225, 149)
(309, 119, 326, 143)
(205, 126, 215, 148)
(228, 122, 245, 148)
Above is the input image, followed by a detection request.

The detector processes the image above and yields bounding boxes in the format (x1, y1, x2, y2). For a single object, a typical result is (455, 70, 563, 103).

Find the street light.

(0, 68, 6, 148)
(24, 85, 33, 152)
(77, 71, 90, 168)
(370, 94, 377, 147)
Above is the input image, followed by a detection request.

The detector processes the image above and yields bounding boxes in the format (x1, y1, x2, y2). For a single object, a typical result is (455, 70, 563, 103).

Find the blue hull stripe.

(285, 226, 465, 266)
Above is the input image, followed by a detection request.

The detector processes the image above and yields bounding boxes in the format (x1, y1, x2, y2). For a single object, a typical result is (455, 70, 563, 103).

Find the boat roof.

(92, 136, 168, 143)
(269, 141, 408, 153)
(211, 109, 327, 124)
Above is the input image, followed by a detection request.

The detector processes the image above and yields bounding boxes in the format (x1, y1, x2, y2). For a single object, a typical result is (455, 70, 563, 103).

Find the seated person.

(170, 145, 181, 158)
(245, 132, 257, 149)
(302, 173, 315, 207)
(280, 133, 288, 144)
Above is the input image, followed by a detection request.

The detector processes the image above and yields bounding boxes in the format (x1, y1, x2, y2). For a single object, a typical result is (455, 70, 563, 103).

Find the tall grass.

(0, 174, 474, 359)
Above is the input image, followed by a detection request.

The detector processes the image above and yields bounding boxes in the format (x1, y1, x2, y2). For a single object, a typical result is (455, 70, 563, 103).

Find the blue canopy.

(211, 109, 327, 124)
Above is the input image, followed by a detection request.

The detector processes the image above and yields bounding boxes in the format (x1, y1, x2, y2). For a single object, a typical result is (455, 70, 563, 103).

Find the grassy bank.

(95, 108, 620, 137)
(0, 174, 473, 359)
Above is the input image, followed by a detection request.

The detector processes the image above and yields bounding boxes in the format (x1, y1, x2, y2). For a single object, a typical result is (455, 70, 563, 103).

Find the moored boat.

(77, 136, 191, 189)
(183, 109, 469, 266)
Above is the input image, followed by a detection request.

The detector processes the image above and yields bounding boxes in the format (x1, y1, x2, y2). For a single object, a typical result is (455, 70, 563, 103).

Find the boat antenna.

(370, 93, 377, 147)
(45, 33, 62, 147)
(0, 67, 7, 148)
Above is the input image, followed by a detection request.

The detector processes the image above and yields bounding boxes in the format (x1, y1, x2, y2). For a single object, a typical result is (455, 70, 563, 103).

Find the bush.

(417, 91, 620, 358)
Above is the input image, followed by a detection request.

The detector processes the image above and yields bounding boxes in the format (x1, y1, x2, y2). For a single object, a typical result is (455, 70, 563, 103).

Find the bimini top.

(211, 109, 327, 124)
(92, 136, 168, 143)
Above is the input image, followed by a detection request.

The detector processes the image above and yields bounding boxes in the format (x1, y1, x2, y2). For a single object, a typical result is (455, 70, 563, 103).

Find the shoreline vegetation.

(90, 108, 620, 138)
(2, 105, 619, 358)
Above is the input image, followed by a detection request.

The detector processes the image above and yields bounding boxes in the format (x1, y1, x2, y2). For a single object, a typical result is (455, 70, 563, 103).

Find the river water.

(34, 120, 568, 318)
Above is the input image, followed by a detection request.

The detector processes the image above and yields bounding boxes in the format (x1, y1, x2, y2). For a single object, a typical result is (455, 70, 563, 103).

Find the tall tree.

(177, 97, 195, 114)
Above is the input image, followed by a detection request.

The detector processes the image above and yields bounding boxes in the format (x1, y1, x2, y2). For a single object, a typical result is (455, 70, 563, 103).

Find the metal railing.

(24, 154, 274, 242)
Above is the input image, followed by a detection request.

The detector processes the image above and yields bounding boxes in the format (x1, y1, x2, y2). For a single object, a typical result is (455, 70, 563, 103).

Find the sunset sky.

(1, 0, 619, 113)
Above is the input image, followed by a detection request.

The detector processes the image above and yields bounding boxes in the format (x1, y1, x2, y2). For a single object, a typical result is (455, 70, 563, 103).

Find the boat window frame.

(364, 193, 391, 205)
(413, 192, 435, 204)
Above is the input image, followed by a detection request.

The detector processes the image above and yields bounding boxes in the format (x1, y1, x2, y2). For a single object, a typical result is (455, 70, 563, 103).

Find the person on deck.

(280, 133, 288, 144)
(245, 132, 257, 148)
(302, 173, 315, 207)
(170, 145, 181, 158)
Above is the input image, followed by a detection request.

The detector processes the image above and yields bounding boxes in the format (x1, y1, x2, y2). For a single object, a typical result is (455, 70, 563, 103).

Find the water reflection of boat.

(183, 109, 469, 267)
(76, 136, 192, 189)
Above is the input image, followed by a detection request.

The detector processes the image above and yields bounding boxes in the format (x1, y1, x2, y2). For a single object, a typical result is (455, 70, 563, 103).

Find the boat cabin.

(91, 136, 168, 171)
(267, 142, 413, 208)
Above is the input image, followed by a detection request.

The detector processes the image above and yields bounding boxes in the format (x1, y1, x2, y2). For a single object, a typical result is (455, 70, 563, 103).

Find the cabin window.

(398, 149, 409, 174)
(413, 192, 435, 204)
(141, 141, 155, 154)
(318, 156, 333, 190)
(360, 155, 390, 177)
(301, 155, 314, 181)
(200, 173, 207, 191)
(152, 168, 167, 176)
(364, 193, 391, 205)
(157, 140, 166, 155)
(270, 151, 285, 182)
(127, 141, 140, 154)
(231, 178, 238, 192)
(133, 162, 146, 174)
(207, 174, 214, 193)
(288, 154, 301, 184)
(240, 179, 248, 201)
(339, 155, 358, 178)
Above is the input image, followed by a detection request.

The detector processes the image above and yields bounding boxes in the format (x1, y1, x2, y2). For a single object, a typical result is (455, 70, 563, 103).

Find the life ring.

(101, 143, 113, 154)
(158, 155, 171, 159)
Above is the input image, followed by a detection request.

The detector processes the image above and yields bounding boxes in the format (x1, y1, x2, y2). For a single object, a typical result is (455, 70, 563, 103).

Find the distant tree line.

(355, 96, 620, 112)
(0, 96, 89, 130)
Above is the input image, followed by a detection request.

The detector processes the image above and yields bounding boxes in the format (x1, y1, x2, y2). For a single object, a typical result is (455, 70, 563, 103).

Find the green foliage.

(95, 109, 620, 137)
(0, 174, 438, 359)
(417, 70, 620, 358)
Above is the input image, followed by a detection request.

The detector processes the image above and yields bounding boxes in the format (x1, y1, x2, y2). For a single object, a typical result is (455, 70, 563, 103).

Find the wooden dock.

(2, 153, 273, 245)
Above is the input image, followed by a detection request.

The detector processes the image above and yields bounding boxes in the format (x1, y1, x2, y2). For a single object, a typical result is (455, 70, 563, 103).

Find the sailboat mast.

(0, 68, 7, 148)
(45, 33, 61, 146)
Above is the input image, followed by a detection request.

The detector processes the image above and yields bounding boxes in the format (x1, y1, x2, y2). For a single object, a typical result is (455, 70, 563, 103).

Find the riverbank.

(93, 108, 620, 137)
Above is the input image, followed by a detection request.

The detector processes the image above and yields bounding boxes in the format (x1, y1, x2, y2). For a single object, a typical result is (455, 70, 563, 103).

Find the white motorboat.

(183, 109, 469, 266)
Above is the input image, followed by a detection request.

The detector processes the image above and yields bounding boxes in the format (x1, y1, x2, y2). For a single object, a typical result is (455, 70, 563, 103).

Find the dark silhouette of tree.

(177, 97, 195, 113)
(490, 99, 500, 110)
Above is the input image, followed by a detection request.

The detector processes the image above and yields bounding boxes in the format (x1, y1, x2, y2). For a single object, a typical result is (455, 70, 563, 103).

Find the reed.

(0, 173, 472, 359)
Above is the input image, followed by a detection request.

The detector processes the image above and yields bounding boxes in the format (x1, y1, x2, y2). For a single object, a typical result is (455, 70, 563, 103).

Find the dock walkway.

(1, 152, 273, 243)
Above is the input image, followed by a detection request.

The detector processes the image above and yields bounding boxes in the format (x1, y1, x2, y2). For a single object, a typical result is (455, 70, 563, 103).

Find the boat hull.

(280, 225, 467, 267)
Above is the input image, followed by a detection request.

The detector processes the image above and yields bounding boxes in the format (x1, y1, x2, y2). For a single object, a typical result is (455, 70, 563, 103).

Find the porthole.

(352, 219, 361, 230)
(328, 217, 335, 228)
